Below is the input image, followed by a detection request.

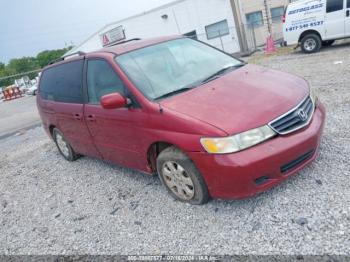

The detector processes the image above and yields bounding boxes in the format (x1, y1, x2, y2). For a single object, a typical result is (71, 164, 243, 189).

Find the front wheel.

(157, 146, 210, 205)
(53, 128, 79, 161)
(300, 34, 321, 53)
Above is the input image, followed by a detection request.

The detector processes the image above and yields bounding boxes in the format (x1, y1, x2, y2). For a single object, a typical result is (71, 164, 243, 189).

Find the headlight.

(310, 87, 318, 104)
(200, 125, 276, 154)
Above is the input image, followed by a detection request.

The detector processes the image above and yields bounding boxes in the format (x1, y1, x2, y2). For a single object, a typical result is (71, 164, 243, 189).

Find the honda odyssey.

(37, 36, 325, 205)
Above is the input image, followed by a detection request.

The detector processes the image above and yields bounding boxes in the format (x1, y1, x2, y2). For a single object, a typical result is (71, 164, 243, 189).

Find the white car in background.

(283, 0, 350, 53)
(26, 84, 38, 96)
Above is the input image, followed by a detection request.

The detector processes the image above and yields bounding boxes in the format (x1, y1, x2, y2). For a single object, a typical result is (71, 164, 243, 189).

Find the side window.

(326, 0, 344, 13)
(40, 60, 84, 103)
(87, 59, 125, 104)
(246, 11, 264, 27)
(205, 20, 229, 40)
(348, 0, 350, 8)
(270, 6, 285, 22)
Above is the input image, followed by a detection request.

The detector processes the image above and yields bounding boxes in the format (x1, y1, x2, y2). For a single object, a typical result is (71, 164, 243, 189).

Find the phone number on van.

(286, 21, 324, 32)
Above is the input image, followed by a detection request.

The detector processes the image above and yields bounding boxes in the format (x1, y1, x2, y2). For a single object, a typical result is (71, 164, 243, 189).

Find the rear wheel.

(322, 40, 335, 47)
(157, 146, 210, 205)
(53, 128, 79, 161)
(300, 34, 321, 53)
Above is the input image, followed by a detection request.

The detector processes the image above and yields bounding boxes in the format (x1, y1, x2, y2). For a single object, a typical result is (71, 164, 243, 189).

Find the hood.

(160, 64, 309, 135)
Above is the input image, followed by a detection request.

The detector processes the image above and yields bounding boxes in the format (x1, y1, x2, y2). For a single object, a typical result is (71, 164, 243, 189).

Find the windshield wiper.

(155, 86, 194, 100)
(200, 63, 246, 85)
(154, 63, 246, 101)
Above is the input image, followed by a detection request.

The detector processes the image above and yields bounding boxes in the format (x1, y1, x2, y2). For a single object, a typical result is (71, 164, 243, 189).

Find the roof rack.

(105, 38, 141, 47)
(48, 51, 86, 65)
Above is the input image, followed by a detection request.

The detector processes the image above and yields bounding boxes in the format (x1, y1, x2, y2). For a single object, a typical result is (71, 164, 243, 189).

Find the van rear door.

(325, 0, 346, 39)
(345, 0, 350, 36)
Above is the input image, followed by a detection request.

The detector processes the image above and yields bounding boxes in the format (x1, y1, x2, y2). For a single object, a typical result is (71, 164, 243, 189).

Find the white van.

(283, 0, 350, 53)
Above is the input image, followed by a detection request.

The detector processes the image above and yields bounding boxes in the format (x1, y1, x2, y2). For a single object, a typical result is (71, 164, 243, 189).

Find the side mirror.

(100, 92, 127, 109)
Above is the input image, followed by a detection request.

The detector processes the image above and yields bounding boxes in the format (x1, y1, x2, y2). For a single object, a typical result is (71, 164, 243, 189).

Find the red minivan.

(37, 36, 325, 205)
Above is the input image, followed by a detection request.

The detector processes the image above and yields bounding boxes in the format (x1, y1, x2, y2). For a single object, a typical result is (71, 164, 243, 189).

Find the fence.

(242, 14, 285, 53)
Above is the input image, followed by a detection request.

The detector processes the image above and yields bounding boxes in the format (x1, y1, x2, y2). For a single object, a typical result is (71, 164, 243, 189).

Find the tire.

(33, 90, 37, 96)
(300, 34, 322, 53)
(52, 128, 79, 161)
(322, 40, 335, 47)
(156, 146, 210, 205)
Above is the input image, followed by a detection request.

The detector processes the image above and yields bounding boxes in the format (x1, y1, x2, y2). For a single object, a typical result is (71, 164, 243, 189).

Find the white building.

(66, 0, 242, 56)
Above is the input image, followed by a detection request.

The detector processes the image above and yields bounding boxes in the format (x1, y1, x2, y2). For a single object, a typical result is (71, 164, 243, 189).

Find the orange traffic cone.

(265, 35, 277, 54)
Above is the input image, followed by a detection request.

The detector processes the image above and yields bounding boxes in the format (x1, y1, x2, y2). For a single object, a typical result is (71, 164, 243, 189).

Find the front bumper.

(188, 102, 326, 199)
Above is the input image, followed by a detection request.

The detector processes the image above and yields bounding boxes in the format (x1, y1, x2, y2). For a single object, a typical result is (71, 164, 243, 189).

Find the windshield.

(115, 38, 243, 100)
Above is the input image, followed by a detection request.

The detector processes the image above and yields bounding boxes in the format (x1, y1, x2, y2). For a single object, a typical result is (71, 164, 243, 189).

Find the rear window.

(40, 60, 84, 103)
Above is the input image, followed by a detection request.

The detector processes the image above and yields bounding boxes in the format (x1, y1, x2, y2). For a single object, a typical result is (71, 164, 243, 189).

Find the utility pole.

(263, 0, 272, 35)
(229, 0, 248, 53)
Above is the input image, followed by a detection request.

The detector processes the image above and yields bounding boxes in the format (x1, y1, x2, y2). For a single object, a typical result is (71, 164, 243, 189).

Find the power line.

(0, 69, 41, 81)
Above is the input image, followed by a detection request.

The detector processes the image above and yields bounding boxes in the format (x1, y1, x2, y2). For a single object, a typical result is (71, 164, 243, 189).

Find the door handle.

(347, 10, 350, 17)
(86, 115, 96, 122)
(73, 113, 82, 120)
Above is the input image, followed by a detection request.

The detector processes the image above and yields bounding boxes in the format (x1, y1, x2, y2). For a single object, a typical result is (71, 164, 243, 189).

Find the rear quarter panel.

(36, 94, 57, 139)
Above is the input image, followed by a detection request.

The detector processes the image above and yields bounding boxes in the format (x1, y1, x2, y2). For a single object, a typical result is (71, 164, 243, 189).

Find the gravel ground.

(0, 43, 350, 256)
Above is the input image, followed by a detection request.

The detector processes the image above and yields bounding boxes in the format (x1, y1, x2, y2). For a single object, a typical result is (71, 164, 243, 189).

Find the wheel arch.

(146, 141, 185, 173)
(48, 124, 56, 138)
(298, 30, 322, 43)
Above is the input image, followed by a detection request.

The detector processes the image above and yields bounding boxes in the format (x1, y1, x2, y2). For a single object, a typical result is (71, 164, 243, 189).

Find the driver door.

(83, 58, 145, 169)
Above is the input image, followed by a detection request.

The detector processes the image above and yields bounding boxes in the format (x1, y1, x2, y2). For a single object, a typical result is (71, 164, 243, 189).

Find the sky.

(0, 0, 174, 64)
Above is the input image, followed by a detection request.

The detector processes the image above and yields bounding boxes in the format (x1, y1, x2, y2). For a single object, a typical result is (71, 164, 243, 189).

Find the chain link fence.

(242, 14, 285, 53)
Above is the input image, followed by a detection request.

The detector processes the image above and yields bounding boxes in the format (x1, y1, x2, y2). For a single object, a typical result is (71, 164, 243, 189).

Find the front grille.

(280, 150, 315, 174)
(269, 96, 314, 135)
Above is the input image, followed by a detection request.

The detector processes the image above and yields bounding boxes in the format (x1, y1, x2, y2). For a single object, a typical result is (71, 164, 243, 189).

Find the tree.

(0, 67, 17, 87)
(0, 46, 73, 87)
(6, 57, 39, 81)
(36, 46, 73, 68)
(0, 62, 14, 87)
(7, 57, 38, 73)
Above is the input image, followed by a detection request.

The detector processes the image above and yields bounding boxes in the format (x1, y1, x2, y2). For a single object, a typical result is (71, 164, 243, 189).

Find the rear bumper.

(188, 102, 326, 199)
